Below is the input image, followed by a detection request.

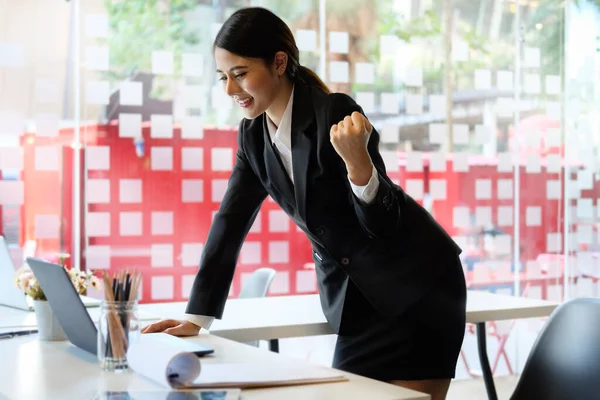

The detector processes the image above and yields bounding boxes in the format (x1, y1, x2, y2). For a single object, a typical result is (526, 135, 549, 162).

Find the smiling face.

(214, 47, 283, 120)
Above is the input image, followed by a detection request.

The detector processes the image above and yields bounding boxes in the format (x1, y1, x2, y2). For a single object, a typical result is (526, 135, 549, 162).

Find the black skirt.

(332, 255, 467, 382)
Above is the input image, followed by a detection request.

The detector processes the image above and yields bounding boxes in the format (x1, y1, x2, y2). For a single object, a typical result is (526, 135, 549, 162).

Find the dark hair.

(214, 7, 330, 94)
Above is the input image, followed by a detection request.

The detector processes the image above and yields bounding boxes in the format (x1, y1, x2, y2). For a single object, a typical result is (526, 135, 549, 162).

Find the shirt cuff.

(348, 163, 379, 204)
(185, 313, 215, 330)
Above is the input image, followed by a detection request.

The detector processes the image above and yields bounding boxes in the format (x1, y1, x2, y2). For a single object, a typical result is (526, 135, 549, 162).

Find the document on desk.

(128, 334, 347, 389)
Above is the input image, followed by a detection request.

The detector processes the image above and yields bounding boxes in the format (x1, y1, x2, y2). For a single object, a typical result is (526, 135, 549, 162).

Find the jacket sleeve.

(327, 93, 403, 240)
(185, 122, 268, 318)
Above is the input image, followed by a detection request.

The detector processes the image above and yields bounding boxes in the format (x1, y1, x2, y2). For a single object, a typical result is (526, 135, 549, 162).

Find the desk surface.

(140, 290, 560, 342)
(0, 332, 428, 400)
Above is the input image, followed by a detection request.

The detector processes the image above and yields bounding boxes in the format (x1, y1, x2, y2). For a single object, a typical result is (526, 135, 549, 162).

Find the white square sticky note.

(355, 63, 375, 84)
(181, 116, 204, 139)
(240, 242, 262, 264)
(524, 74, 541, 94)
(430, 179, 446, 200)
(211, 180, 228, 202)
(380, 35, 399, 55)
(87, 179, 110, 204)
(452, 39, 469, 61)
(546, 154, 561, 173)
(429, 123, 447, 145)
(526, 206, 542, 226)
(578, 169, 594, 191)
(524, 47, 541, 68)
(182, 147, 203, 171)
(496, 153, 512, 172)
(120, 81, 143, 106)
(86, 81, 110, 105)
(181, 243, 203, 267)
(496, 70, 513, 91)
(475, 179, 492, 200)
(152, 51, 174, 75)
(546, 129, 561, 147)
(120, 212, 142, 236)
(430, 152, 447, 172)
(380, 150, 399, 172)
(152, 212, 173, 236)
(296, 30, 317, 52)
(526, 155, 541, 173)
(296, 270, 317, 293)
(356, 92, 375, 113)
(494, 236, 512, 255)
(87, 146, 110, 170)
(497, 179, 513, 200)
(268, 241, 289, 263)
(119, 113, 142, 138)
(476, 207, 492, 226)
(151, 147, 173, 171)
(85, 14, 108, 38)
(269, 210, 289, 232)
(0, 42, 24, 67)
(86, 246, 111, 270)
(182, 179, 203, 203)
(119, 179, 142, 203)
(184, 85, 203, 108)
(85, 46, 109, 71)
(35, 79, 60, 104)
(577, 198, 593, 219)
(429, 95, 445, 117)
(475, 125, 491, 144)
(329, 61, 349, 83)
(0, 148, 23, 170)
(578, 225, 593, 244)
(35, 214, 60, 239)
(182, 53, 203, 77)
(151, 244, 174, 268)
(35, 147, 59, 171)
(405, 94, 424, 115)
(404, 67, 423, 87)
(497, 206, 513, 227)
(453, 124, 469, 145)
(547, 180, 561, 200)
(453, 207, 470, 228)
(329, 31, 349, 54)
(475, 69, 492, 90)
(496, 97, 514, 117)
(406, 152, 423, 172)
(380, 93, 399, 114)
(381, 124, 399, 144)
(35, 114, 59, 137)
(453, 153, 469, 172)
(87, 212, 111, 237)
(154, 276, 175, 299)
(211, 148, 233, 171)
(151, 114, 173, 138)
(0, 181, 24, 205)
(268, 271, 290, 295)
(545, 75, 561, 95)
(405, 179, 424, 200)
(181, 276, 195, 298)
(0, 113, 24, 136)
(546, 233, 562, 253)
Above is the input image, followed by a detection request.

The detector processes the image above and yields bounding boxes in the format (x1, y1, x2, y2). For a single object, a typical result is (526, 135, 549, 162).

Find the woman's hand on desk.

(141, 319, 200, 337)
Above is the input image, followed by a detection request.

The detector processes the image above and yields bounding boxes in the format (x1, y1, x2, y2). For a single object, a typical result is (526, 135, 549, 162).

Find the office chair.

(511, 298, 600, 400)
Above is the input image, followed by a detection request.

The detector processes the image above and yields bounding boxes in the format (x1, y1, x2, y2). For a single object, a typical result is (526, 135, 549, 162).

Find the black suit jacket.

(186, 82, 462, 334)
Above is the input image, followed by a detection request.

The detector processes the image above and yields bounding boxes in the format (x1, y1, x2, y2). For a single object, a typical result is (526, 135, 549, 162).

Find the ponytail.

(297, 65, 331, 94)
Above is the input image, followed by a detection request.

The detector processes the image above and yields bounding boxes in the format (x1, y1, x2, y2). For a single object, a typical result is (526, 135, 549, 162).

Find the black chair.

(511, 298, 600, 400)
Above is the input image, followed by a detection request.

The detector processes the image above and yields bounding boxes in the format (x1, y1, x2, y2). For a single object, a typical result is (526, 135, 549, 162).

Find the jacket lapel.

(262, 116, 295, 204)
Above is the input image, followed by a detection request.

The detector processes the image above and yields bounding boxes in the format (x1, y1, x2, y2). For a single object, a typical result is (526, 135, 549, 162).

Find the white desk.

(0, 332, 428, 400)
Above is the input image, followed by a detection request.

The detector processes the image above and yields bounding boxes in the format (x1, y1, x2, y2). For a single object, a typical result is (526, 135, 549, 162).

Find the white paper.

(355, 92, 375, 113)
(405, 179, 423, 200)
(524, 74, 541, 94)
(452, 39, 469, 61)
(151, 244, 174, 268)
(35, 114, 59, 137)
(120, 81, 143, 106)
(406, 152, 423, 172)
(151, 115, 174, 139)
(476, 207, 492, 226)
(152, 212, 174, 235)
(429, 94, 445, 117)
(354, 63, 374, 84)
(268, 210, 289, 233)
(119, 113, 142, 138)
(497, 206, 513, 227)
(546, 154, 561, 173)
(329, 31, 349, 54)
(182, 53, 204, 77)
(526, 155, 541, 173)
(0, 147, 23, 170)
(475, 125, 490, 145)
(120, 212, 142, 236)
(152, 276, 174, 300)
(546, 233, 562, 253)
(35, 214, 59, 239)
(86, 246, 111, 270)
(475, 69, 492, 90)
(151, 147, 173, 171)
(211, 180, 228, 202)
(429, 123, 447, 145)
(296, 30, 317, 52)
(495, 235, 512, 255)
(35, 79, 59, 104)
(546, 180, 561, 200)
(524, 47, 541, 68)
(0, 42, 24, 67)
(452, 152, 469, 172)
(526, 206, 542, 226)
(211, 148, 233, 171)
(182, 147, 204, 171)
(545, 75, 561, 95)
(152, 51, 174, 75)
(35, 146, 59, 171)
(181, 243, 204, 267)
(87, 179, 110, 204)
(430, 179, 446, 200)
(85, 14, 108, 38)
(496, 70, 513, 91)
(453, 207, 470, 228)
(329, 61, 349, 83)
(380, 35, 399, 55)
(87, 212, 111, 237)
(475, 179, 492, 200)
(269, 241, 289, 263)
(296, 270, 317, 293)
(453, 124, 469, 145)
(430, 152, 447, 172)
(380, 93, 399, 114)
(405, 94, 423, 114)
(577, 198, 593, 219)
(85, 45, 109, 71)
(119, 179, 142, 203)
(270, 273, 291, 294)
(241, 242, 261, 264)
(87, 146, 110, 170)
(182, 180, 204, 203)
(497, 179, 513, 199)
(86, 81, 110, 105)
(0, 181, 24, 205)
(181, 116, 204, 139)
(404, 67, 423, 87)
(381, 124, 399, 144)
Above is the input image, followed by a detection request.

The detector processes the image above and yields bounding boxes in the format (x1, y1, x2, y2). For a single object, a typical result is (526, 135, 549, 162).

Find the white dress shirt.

(185, 87, 379, 329)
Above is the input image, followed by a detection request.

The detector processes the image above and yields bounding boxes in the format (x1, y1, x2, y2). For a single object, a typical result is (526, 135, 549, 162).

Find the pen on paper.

(0, 329, 38, 340)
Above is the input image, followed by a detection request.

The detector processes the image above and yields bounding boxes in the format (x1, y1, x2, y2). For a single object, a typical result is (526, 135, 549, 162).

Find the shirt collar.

(266, 86, 294, 150)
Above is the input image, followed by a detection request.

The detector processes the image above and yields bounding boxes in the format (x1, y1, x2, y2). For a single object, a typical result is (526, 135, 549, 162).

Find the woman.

(142, 7, 466, 400)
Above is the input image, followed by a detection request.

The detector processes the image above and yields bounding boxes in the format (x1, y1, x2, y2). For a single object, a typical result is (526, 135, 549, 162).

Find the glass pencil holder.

(97, 300, 139, 372)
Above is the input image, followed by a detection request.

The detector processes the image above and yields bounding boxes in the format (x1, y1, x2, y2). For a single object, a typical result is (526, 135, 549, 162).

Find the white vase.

(33, 300, 67, 341)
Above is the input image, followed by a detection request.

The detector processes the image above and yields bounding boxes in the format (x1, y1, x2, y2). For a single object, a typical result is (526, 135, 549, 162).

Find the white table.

(0, 331, 429, 400)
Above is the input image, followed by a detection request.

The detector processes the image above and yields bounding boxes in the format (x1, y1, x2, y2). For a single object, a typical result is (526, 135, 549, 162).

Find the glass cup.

(97, 300, 139, 372)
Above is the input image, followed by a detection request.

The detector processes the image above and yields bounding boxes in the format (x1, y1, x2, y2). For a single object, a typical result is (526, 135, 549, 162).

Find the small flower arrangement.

(14, 253, 100, 301)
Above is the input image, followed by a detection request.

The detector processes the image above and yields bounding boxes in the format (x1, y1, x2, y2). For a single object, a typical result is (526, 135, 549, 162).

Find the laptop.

(0, 236, 101, 310)
(26, 257, 214, 357)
